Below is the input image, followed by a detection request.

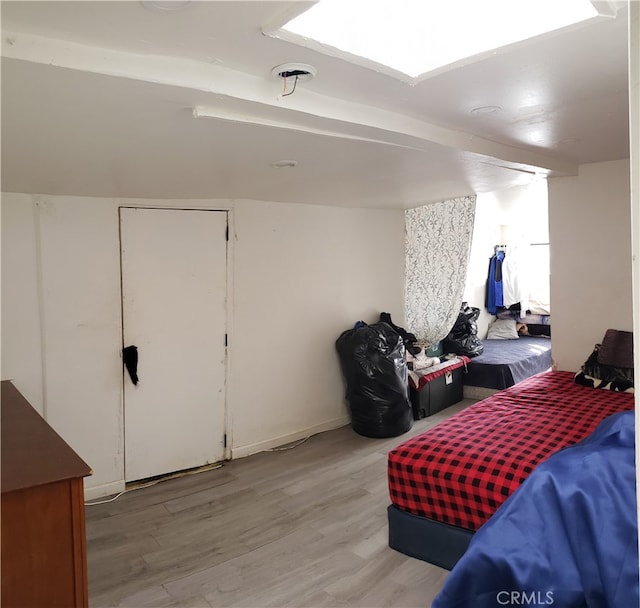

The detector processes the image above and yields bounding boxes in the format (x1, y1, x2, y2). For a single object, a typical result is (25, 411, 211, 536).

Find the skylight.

(278, 0, 601, 81)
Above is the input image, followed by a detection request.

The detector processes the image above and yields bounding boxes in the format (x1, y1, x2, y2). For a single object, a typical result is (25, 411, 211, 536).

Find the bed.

(387, 371, 634, 571)
(432, 410, 638, 607)
(462, 335, 552, 393)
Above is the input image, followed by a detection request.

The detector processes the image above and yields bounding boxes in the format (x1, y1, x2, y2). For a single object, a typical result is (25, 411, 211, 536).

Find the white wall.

(231, 200, 404, 454)
(463, 180, 549, 338)
(548, 159, 632, 372)
(629, 0, 640, 529)
(1, 193, 404, 498)
(463, 193, 499, 338)
(38, 197, 124, 495)
(1, 195, 44, 412)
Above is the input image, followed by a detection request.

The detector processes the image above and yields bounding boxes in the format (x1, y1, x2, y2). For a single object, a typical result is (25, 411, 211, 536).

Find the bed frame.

(387, 505, 473, 570)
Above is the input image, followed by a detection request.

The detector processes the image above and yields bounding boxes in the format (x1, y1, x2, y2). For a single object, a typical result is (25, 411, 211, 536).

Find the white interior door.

(120, 207, 227, 482)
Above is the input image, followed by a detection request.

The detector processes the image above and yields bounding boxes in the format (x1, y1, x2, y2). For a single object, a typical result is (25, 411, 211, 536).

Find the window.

(274, 0, 601, 81)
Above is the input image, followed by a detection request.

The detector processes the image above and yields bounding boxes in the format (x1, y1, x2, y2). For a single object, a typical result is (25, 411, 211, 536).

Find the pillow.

(574, 343, 634, 392)
(486, 318, 519, 340)
(597, 329, 633, 368)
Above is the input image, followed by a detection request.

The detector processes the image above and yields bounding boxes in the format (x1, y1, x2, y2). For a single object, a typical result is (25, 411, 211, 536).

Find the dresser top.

(2, 381, 92, 493)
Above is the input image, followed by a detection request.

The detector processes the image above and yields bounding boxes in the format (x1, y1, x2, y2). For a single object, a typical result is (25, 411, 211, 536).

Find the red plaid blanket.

(388, 371, 634, 531)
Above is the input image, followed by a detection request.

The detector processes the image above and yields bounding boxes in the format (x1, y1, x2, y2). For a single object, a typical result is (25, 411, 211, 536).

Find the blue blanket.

(432, 411, 638, 608)
(463, 336, 552, 389)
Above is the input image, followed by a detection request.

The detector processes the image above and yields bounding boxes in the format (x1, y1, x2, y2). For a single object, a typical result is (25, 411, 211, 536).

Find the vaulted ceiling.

(0, 1, 630, 208)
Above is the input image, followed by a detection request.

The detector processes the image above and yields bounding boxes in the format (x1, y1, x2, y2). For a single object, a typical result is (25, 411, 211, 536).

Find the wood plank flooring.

(86, 400, 475, 607)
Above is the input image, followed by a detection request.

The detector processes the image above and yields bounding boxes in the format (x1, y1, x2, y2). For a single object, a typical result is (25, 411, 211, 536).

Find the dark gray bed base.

(387, 504, 474, 571)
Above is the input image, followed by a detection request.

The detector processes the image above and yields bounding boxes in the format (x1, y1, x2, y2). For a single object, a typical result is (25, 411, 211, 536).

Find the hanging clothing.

(485, 250, 505, 315)
(501, 245, 529, 312)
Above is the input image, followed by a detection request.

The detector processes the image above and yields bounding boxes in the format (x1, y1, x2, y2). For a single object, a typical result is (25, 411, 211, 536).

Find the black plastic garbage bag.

(336, 322, 413, 438)
(442, 302, 484, 357)
(379, 312, 421, 355)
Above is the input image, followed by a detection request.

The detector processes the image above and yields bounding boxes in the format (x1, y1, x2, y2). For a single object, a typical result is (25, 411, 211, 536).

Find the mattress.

(463, 336, 552, 389)
(431, 411, 638, 607)
(387, 371, 634, 531)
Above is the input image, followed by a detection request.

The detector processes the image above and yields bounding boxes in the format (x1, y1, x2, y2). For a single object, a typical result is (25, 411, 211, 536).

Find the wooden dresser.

(1, 381, 92, 608)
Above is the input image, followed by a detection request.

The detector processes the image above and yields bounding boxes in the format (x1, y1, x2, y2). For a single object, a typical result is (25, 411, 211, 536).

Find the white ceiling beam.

(2, 30, 578, 176)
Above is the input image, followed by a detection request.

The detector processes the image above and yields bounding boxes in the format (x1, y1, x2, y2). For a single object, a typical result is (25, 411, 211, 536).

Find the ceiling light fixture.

(272, 63, 317, 97)
(272, 63, 317, 83)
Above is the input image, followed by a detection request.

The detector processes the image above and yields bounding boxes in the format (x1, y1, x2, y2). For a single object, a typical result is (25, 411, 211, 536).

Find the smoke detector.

(271, 63, 317, 83)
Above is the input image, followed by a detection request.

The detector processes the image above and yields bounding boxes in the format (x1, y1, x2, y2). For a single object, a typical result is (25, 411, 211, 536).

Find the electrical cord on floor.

(265, 435, 310, 451)
(87, 435, 314, 505)
(84, 462, 224, 506)
(84, 479, 159, 506)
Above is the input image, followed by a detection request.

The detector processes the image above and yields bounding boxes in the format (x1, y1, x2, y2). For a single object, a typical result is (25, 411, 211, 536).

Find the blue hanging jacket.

(486, 251, 505, 314)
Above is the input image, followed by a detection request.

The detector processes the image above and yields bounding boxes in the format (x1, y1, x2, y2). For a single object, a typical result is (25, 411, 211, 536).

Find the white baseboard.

(231, 415, 350, 459)
(82, 417, 352, 495)
(84, 479, 125, 502)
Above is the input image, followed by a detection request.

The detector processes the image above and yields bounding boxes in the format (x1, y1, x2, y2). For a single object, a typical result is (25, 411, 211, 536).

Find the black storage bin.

(409, 366, 464, 419)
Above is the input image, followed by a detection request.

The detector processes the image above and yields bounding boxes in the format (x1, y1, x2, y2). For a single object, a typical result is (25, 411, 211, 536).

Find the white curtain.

(405, 195, 476, 346)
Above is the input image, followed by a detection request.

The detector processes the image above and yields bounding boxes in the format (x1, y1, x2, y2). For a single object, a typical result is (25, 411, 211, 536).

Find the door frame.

(117, 204, 235, 479)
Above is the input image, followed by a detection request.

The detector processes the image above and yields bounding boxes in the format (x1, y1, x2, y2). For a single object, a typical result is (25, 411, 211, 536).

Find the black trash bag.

(442, 302, 484, 357)
(379, 312, 421, 355)
(336, 322, 413, 438)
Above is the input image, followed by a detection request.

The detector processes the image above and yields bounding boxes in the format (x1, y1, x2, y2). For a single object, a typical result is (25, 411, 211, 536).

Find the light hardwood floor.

(86, 400, 475, 608)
